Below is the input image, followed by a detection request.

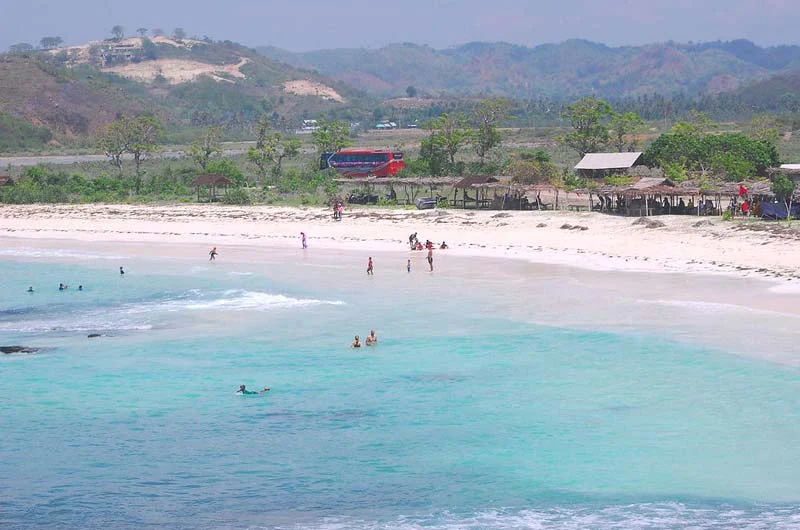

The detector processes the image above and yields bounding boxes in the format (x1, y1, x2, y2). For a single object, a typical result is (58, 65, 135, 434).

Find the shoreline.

(1, 203, 799, 283)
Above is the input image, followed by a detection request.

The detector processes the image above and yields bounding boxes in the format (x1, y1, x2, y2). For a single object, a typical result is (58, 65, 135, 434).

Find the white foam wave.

(637, 299, 790, 317)
(228, 271, 253, 276)
(126, 289, 345, 313)
(265, 504, 800, 530)
(0, 247, 122, 260)
(0, 320, 153, 333)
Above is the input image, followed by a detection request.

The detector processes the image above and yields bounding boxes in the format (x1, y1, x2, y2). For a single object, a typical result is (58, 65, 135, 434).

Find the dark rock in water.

(536, 223, 547, 228)
(560, 223, 573, 229)
(579, 225, 589, 231)
(694, 220, 714, 228)
(1, 345, 40, 354)
(87, 334, 102, 338)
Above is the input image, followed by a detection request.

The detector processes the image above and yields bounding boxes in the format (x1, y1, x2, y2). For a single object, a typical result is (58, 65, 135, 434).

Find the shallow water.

(2, 243, 800, 529)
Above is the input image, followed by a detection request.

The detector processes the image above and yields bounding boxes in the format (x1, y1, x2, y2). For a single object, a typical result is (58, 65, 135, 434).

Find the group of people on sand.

(408, 232, 448, 251)
(352, 330, 378, 348)
(332, 201, 344, 221)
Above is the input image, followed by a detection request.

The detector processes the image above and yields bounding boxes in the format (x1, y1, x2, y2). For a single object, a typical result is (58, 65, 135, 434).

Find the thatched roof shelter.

(192, 174, 234, 202)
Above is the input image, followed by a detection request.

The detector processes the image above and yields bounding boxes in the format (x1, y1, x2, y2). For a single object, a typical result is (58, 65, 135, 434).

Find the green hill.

(0, 37, 370, 151)
(258, 39, 800, 99)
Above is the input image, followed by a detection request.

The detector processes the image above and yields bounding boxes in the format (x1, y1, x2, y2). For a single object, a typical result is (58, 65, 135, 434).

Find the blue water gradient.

(1, 254, 799, 529)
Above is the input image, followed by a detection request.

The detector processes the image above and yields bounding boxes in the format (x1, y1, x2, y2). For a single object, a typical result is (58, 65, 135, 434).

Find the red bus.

(320, 150, 406, 177)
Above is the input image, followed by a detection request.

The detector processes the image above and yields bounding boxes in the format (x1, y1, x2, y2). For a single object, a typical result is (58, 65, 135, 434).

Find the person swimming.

(259, 386, 271, 394)
(352, 335, 362, 348)
(237, 384, 259, 395)
(366, 330, 378, 346)
(27, 286, 34, 293)
(78, 285, 83, 291)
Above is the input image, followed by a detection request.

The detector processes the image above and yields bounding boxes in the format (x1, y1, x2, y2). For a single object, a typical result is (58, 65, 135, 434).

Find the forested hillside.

(259, 39, 800, 99)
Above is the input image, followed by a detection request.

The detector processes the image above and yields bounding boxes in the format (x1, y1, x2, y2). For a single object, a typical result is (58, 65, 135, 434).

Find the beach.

(1, 203, 799, 281)
(2, 204, 800, 529)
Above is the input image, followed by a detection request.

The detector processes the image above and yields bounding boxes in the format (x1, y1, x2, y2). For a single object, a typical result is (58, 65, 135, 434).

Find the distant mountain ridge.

(258, 39, 800, 99)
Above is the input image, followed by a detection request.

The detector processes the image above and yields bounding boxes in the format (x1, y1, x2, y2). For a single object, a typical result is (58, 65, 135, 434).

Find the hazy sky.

(2, 0, 799, 51)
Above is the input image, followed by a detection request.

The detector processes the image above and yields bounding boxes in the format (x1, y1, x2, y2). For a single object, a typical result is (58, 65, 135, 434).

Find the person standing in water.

(352, 335, 362, 348)
(407, 258, 411, 273)
(366, 330, 378, 346)
(209, 247, 218, 261)
(119, 266, 125, 275)
(367, 257, 374, 275)
(427, 248, 434, 272)
(301, 232, 307, 249)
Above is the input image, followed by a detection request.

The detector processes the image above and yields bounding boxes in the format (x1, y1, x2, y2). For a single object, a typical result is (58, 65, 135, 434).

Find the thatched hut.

(192, 174, 234, 202)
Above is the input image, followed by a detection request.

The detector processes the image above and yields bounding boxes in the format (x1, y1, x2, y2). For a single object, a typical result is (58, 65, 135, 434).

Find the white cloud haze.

(1, 0, 799, 51)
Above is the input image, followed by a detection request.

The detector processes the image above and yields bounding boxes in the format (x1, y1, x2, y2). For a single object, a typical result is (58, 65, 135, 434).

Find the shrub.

(222, 187, 252, 205)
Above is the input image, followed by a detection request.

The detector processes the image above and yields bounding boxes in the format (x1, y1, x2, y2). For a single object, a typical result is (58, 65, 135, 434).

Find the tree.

(609, 112, 645, 152)
(311, 119, 352, 154)
(186, 126, 223, 171)
(247, 115, 300, 181)
(747, 114, 780, 146)
(419, 132, 449, 177)
(471, 98, 512, 165)
(643, 133, 779, 178)
(111, 25, 125, 41)
(128, 116, 162, 190)
(671, 110, 716, 138)
(406, 85, 418, 98)
(136, 27, 148, 37)
(173, 28, 187, 41)
(426, 113, 471, 167)
(772, 174, 796, 223)
(561, 96, 613, 157)
(97, 119, 129, 173)
(8, 43, 34, 54)
(39, 36, 63, 50)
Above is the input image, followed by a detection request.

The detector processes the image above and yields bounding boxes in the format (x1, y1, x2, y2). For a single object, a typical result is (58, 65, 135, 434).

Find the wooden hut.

(451, 175, 514, 208)
(192, 174, 234, 202)
(575, 152, 643, 179)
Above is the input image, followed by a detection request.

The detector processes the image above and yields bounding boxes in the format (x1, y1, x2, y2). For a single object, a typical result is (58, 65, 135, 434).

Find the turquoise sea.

(1, 243, 800, 529)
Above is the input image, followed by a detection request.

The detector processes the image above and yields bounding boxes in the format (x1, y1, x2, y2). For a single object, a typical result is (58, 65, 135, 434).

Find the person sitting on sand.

(366, 330, 378, 346)
(440, 241, 448, 249)
(237, 384, 259, 395)
(352, 335, 362, 348)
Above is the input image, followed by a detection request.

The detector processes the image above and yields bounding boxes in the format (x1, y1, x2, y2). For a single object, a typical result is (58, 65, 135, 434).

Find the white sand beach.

(0, 204, 798, 282)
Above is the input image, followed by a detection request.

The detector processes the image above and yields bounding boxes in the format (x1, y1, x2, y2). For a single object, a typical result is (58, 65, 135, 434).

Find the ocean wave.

(0, 247, 122, 260)
(267, 504, 800, 530)
(636, 299, 790, 317)
(123, 289, 345, 313)
(0, 320, 153, 333)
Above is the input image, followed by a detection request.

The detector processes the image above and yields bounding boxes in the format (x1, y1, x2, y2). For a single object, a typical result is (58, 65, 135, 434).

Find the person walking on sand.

(427, 248, 434, 272)
(407, 258, 411, 273)
(301, 232, 307, 249)
(337, 202, 344, 221)
(367, 257, 374, 275)
(209, 247, 218, 261)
